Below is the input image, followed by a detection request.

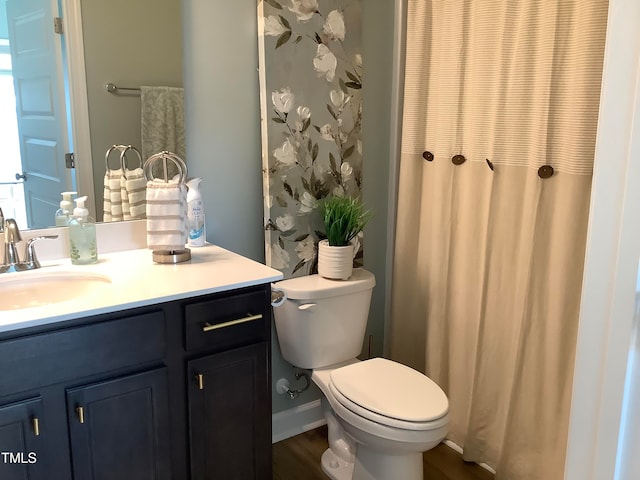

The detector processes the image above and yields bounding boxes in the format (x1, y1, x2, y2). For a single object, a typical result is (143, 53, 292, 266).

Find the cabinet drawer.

(0, 311, 166, 397)
(184, 289, 267, 352)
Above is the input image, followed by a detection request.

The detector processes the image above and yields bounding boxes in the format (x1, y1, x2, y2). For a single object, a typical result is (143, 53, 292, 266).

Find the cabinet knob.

(76, 406, 85, 424)
(196, 373, 204, 390)
(32, 417, 40, 436)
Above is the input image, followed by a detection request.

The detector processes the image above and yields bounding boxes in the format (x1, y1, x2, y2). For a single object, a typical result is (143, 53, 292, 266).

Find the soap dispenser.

(55, 191, 77, 226)
(68, 196, 98, 265)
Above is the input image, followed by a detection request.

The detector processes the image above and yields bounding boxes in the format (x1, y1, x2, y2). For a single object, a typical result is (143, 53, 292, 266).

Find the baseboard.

(443, 440, 496, 474)
(272, 399, 327, 444)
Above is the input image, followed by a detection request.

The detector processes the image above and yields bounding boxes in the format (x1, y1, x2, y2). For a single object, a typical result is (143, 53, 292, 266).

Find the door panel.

(0, 397, 48, 480)
(188, 343, 271, 480)
(6, 0, 74, 228)
(66, 368, 172, 480)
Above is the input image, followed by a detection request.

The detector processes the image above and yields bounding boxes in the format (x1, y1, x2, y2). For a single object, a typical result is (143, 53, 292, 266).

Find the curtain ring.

(538, 165, 554, 178)
(422, 151, 434, 162)
(452, 154, 466, 165)
(486, 158, 494, 171)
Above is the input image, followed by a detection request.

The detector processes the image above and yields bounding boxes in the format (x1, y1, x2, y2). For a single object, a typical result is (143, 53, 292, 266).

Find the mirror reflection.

(0, 0, 183, 230)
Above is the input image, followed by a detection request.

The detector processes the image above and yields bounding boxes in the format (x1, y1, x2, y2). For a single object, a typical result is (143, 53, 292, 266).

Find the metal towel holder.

(144, 151, 191, 264)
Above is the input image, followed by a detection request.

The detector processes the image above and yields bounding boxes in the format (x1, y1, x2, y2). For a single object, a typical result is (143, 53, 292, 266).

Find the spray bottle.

(186, 178, 206, 247)
(55, 191, 77, 226)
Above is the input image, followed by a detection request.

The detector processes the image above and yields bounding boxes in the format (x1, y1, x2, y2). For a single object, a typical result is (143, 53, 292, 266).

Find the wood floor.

(272, 426, 494, 480)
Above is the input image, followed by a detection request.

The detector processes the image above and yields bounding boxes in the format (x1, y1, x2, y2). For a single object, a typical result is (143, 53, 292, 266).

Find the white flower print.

(319, 124, 334, 141)
(357, 139, 362, 155)
(263, 15, 288, 37)
(270, 243, 291, 269)
(354, 53, 363, 67)
(289, 0, 318, 22)
(330, 89, 349, 109)
(275, 213, 295, 232)
(297, 106, 311, 120)
(295, 236, 316, 261)
(272, 87, 295, 114)
(322, 10, 346, 42)
(341, 161, 353, 180)
(273, 139, 297, 165)
(299, 191, 318, 213)
(332, 185, 345, 197)
(313, 44, 337, 82)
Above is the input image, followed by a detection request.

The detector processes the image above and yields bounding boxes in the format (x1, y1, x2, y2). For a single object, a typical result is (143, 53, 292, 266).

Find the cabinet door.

(67, 368, 172, 480)
(188, 343, 271, 480)
(0, 397, 48, 480)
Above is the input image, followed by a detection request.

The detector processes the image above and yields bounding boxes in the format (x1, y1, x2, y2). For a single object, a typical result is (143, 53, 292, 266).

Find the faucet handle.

(24, 235, 59, 269)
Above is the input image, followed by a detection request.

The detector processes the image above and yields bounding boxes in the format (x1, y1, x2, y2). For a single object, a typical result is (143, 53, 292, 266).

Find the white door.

(6, 0, 74, 228)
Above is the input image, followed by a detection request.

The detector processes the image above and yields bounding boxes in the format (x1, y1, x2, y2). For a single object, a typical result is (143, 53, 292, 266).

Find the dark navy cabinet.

(0, 284, 272, 480)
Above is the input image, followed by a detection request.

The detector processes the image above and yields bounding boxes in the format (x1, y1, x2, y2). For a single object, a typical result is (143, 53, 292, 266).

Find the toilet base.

(321, 448, 354, 480)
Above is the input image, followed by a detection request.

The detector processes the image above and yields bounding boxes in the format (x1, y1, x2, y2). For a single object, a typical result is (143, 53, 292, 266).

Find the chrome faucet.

(0, 217, 58, 273)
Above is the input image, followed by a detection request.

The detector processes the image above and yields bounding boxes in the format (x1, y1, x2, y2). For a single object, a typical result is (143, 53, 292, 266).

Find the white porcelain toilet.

(272, 269, 449, 480)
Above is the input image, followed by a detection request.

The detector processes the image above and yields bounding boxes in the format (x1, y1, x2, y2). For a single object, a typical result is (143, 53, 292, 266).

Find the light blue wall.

(183, 0, 396, 415)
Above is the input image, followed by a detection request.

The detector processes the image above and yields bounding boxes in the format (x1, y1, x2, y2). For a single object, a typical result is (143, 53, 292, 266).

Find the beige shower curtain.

(390, 1, 608, 478)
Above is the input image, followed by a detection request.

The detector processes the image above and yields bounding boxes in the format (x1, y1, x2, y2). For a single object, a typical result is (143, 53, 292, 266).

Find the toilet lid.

(330, 358, 448, 423)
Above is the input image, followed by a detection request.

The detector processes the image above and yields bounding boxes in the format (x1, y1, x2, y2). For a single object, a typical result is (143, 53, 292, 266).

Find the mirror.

(0, 0, 183, 230)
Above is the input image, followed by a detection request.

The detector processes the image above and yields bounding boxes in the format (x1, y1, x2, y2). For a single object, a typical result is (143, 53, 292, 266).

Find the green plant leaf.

(319, 196, 373, 246)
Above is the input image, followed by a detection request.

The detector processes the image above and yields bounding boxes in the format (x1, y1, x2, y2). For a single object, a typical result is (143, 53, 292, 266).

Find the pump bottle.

(68, 196, 98, 265)
(55, 191, 76, 226)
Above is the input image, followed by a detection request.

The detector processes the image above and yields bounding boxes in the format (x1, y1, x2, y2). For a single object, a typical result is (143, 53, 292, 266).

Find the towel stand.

(144, 151, 191, 264)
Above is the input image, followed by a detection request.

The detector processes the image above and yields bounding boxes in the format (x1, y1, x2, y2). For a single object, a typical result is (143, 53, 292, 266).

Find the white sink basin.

(0, 270, 112, 311)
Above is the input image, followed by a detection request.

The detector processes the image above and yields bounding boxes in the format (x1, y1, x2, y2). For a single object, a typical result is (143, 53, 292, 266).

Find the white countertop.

(0, 245, 283, 333)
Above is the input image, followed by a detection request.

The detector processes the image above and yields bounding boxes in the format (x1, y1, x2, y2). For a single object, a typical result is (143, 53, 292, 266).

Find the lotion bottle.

(55, 191, 76, 226)
(68, 196, 98, 264)
(186, 177, 206, 247)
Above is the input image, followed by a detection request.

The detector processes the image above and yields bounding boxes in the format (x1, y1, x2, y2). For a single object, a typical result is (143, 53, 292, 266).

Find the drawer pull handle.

(76, 406, 85, 424)
(32, 417, 40, 436)
(196, 373, 204, 390)
(202, 313, 263, 332)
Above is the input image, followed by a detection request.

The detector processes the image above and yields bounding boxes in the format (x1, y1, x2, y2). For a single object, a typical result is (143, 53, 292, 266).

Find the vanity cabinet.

(0, 283, 272, 480)
(66, 368, 172, 480)
(0, 397, 47, 480)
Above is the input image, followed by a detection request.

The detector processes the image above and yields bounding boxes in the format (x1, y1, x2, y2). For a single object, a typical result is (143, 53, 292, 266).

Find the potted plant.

(318, 196, 372, 280)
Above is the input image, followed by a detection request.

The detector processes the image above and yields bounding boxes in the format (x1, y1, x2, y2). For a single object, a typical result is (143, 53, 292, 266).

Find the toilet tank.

(272, 269, 375, 369)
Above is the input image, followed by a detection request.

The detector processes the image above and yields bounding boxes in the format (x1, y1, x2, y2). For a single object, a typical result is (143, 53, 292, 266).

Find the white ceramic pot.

(318, 239, 355, 280)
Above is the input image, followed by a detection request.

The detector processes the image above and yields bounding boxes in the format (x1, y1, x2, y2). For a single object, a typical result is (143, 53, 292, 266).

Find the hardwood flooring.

(272, 426, 495, 480)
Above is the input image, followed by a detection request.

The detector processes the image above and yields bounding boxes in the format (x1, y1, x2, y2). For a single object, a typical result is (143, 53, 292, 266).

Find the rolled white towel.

(103, 168, 123, 222)
(146, 180, 187, 251)
(123, 168, 147, 219)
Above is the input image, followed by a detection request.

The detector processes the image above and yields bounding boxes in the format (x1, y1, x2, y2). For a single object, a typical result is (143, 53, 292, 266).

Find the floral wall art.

(258, 0, 363, 278)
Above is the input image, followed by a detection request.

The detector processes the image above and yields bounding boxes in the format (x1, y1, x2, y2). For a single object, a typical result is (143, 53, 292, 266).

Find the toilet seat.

(329, 358, 448, 431)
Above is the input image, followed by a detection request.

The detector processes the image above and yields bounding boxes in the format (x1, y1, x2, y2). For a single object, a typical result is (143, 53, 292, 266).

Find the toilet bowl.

(272, 269, 450, 480)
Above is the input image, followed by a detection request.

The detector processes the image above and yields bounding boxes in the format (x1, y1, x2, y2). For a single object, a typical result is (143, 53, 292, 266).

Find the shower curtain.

(390, 1, 608, 478)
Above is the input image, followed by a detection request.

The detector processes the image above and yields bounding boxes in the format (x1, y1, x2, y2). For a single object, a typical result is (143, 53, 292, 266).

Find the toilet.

(272, 269, 449, 480)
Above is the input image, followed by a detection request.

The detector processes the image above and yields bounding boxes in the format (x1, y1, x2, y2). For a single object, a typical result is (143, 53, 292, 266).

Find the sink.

(0, 270, 112, 311)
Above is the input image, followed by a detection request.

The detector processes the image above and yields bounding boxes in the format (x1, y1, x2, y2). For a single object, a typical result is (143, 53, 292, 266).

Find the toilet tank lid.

(274, 268, 375, 300)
